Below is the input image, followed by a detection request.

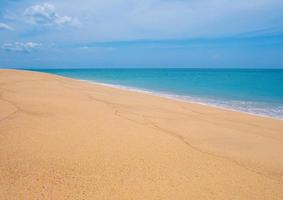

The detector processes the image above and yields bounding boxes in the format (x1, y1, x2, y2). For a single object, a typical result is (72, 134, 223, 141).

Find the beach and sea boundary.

(33, 68, 283, 120)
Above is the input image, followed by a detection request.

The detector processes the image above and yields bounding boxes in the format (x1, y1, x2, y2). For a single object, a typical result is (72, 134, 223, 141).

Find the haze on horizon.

(0, 0, 283, 68)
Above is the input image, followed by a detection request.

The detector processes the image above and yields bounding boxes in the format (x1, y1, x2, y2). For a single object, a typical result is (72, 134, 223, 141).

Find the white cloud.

(2, 0, 283, 43)
(43, 0, 283, 41)
(0, 23, 13, 31)
(2, 42, 41, 53)
(24, 3, 79, 27)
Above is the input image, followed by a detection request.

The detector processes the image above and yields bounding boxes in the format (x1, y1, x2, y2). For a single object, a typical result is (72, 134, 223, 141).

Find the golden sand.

(0, 69, 283, 199)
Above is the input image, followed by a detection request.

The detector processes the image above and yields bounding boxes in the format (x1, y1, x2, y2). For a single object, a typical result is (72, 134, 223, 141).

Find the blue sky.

(0, 0, 283, 68)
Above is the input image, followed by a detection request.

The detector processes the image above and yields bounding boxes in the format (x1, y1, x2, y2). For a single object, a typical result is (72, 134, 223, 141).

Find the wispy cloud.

(2, 42, 41, 53)
(23, 3, 80, 27)
(2, 0, 283, 41)
(0, 23, 13, 31)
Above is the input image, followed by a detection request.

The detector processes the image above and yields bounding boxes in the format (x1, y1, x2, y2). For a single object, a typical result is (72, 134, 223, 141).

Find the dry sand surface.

(0, 69, 283, 199)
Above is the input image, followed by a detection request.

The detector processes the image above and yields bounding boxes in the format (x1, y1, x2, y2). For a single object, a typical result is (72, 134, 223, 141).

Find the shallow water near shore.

(31, 68, 283, 119)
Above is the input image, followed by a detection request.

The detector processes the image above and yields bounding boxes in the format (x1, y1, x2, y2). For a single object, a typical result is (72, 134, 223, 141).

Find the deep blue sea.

(32, 68, 283, 119)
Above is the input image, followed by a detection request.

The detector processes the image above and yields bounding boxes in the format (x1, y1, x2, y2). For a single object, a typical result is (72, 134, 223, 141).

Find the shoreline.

(82, 79, 283, 121)
(23, 68, 283, 121)
(32, 68, 282, 121)
(1, 69, 283, 199)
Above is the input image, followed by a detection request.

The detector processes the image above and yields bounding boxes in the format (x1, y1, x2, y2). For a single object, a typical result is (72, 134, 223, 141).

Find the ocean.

(32, 68, 283, 120)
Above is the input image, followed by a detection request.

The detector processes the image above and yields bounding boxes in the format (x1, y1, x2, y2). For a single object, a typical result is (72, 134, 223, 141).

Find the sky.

(0, 0, 283, 68)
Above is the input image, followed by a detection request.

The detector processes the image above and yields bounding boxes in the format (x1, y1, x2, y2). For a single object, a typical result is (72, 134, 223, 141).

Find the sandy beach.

(0, 69, 283, 199)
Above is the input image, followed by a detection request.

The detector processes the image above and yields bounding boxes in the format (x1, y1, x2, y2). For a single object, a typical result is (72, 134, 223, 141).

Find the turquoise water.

(33, 68, 283, 119)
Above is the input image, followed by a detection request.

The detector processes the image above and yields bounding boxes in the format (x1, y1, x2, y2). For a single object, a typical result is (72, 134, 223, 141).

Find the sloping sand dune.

(0, 69, 282, 199)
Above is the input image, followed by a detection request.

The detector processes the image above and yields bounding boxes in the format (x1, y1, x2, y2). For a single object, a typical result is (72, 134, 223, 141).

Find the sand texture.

(0, 69, 283, 199)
